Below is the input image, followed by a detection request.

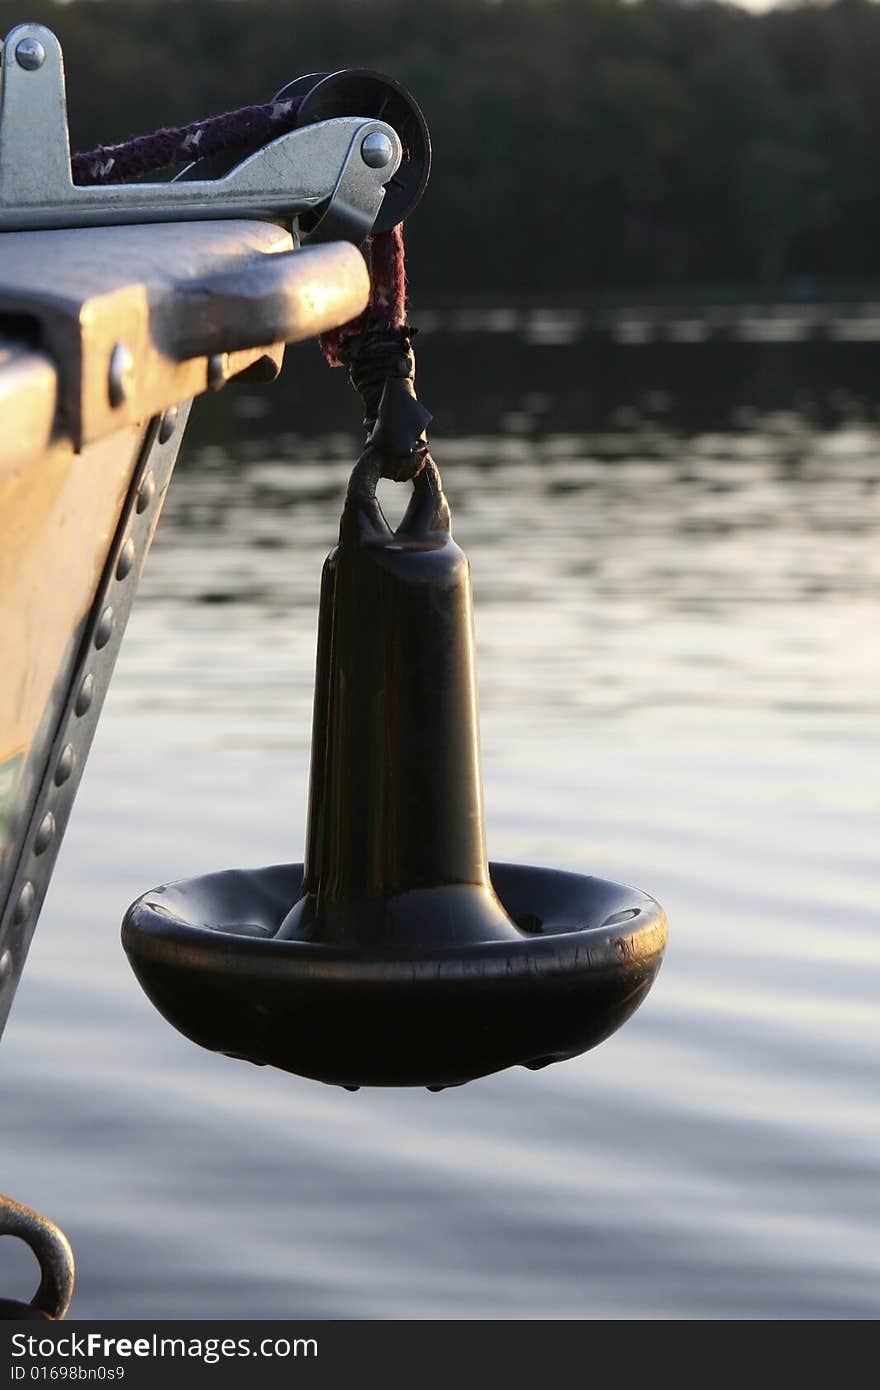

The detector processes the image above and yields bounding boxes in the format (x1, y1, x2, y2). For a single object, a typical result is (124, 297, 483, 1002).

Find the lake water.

(2, 332, 878, 1320)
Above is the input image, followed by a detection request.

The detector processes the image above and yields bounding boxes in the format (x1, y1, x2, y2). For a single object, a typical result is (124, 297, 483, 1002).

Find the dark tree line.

(3, 0, 880, 295)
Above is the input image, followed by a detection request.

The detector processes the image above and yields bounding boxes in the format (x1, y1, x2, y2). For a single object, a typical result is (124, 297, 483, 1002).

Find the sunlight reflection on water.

(2, 340, 878, 1319)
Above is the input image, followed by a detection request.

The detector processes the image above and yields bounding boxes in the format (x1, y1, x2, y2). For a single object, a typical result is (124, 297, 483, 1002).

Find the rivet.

(15, 37, 45, 70)
(94, 606, 114, 650)
(75, 673, 94, 717)
(54, 744, 74, 786)
(116, 538, 135, 580)
(34, 812, 55, 856)
(136, 472, 156, 514)
(0, 949, 11, 984)
(108, 343, 134, 408)
(158, 407, 178, 444)
(12, 881, 35, 926)
(207, 353, 229, 391)
(361, 131, 395, 169)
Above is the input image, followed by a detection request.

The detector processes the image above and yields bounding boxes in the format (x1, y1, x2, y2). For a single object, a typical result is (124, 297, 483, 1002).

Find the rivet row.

(2, 408, 173, 974)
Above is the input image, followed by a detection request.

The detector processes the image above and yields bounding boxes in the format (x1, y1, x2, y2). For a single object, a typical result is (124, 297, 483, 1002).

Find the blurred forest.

(3, 0, 880, 297)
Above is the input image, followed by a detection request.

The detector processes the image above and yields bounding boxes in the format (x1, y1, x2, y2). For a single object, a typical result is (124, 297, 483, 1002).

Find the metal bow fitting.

(0, 24, 402, 243)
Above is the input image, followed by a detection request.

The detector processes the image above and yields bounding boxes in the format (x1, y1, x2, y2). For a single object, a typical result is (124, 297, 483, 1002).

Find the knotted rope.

(73, 100, 408, 366)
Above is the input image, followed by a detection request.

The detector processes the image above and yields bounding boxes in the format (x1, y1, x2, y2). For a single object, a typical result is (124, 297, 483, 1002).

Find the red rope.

(319, 223, 406, 366)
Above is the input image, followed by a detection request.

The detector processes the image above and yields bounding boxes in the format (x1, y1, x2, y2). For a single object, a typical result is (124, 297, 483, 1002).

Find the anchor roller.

(123, 368, 667, 1089)
(176, 67, 431, 234)
(286, 69, 432, 233)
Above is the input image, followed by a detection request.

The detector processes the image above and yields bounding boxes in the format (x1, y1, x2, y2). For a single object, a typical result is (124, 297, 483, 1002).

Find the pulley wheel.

(179, 69, 430, 233)
(285, 68, 431, 231)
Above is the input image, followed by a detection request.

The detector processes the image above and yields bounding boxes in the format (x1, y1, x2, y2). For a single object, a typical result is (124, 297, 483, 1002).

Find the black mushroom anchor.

(122, 329, 667, 1089)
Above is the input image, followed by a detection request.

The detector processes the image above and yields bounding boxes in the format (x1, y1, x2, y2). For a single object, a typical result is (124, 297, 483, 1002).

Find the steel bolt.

(94, 606, 114, 650)
(136, 472, 156, 514)
(361, 131, 395, 170)
(74, 673, 94, 717)
(12, 881, 35, 926)
(54, 744, 74, 787)
(116, 538, 136, 581)
(34, 812, 55, 856)
(158, 406, 178, 444)
(108, 343, 134, 408)
(15, 37, 45, 71)
(207, 353, 229, 391)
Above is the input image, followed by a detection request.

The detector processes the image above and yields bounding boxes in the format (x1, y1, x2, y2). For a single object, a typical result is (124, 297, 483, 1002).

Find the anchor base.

(123, 861, 666, 1089)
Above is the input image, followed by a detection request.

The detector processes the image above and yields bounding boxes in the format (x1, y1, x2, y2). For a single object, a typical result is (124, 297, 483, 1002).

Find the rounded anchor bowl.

(122, 862, 667, 1089)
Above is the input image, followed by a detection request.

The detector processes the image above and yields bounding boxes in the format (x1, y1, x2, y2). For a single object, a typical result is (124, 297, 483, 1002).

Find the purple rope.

(71, 97, 302, 185)
(72, 99, 408, 361)
(319, 222, 406, 366)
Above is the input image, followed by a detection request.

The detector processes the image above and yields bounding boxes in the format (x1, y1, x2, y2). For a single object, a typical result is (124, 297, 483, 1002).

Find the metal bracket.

(0, 406, 191, 1043)
(0, 221, 370, 449)
(0, 24, 402, 242)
